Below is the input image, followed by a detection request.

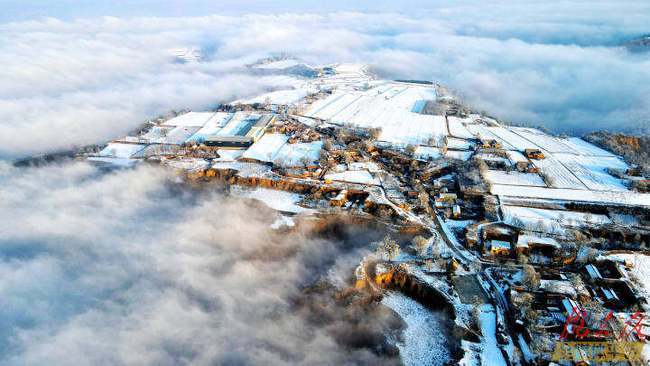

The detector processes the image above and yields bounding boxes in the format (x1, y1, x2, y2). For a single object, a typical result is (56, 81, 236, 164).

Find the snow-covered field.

(502, 205, 611, 231)
(382, 293, 451, 366)
(304, 82, 447, 146)
(554, 154, 628, 191)
(232, 187, 313, 214)
(483, 170, 546, 187)
(236, 88, 311, 105)
(447, 116, 477, 140)
(491, 184, 650, 207)
(486, 126, 538, 151)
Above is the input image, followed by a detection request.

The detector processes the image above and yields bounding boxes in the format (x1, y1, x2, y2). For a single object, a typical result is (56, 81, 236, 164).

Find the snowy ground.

(490, 184, 650, 207)
(382, 292, 451, 366)
(304, 82, 447, 146)
(483, 170, 546, 187)
(231, 187, 313, 214)
(501, 205, 611, 232)
(460, 304, 507, 366)
(236, 88, 311, 105)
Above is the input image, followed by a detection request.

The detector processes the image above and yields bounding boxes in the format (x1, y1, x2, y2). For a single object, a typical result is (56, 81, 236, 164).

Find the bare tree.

(377, 235, 400, 261)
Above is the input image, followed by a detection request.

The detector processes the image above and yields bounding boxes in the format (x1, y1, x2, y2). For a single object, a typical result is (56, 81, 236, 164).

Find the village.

(85, 58, 650, 366)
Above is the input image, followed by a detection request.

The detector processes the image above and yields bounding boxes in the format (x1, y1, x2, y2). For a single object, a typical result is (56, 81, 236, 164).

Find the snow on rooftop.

(414, 146, 442, 160)
(214, 149, 244, 162)
(604, 253, 650, 312)
(446, 137, 473, 150)
(217, 112, 261, 137)
(445, 150, 473, 161)
(348, 161, 382, 173)
(162, 126, 201, 145)
(211, 161, 271, 178)
(540, 279, 577, 297)
(163, 112, 215, 127)
(242, 134, 288, 163)
(506, 150, 529, 164)
(516, 234, 560, 249)
(324, 170, 380, 185)
(273, 141, 323, 167)
(186, 112, 233, 142)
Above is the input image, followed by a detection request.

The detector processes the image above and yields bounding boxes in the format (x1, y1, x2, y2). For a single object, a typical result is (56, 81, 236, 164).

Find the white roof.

(541, 280, 576, 297)
(517, 234, 560, 249)
(273, 141, 323, 167)
(242, 134, 288, 162)
(324, 170, 380, 185)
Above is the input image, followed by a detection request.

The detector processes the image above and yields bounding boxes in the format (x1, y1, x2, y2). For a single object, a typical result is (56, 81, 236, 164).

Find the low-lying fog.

(0, 161, 442, 365)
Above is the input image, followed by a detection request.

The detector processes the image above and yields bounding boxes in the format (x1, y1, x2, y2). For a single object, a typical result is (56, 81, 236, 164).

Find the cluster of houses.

(503, 256, 646, 364)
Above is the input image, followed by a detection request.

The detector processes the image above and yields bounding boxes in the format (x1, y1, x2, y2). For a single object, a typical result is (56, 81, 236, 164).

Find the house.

(330, 190, 348, 207)
(524, 148, 545, 160)
(515, 161, 539, 173)
(516, 234, 560, 255)
(452, 205, 461, 219)
(480, 138, 502, 149)
(599, 286, 621, 307)
(489, 239, 511, 256)
(204, 135, 253, 148)
(465, 224, 480, 248)
(561, 297, 582, 317)
(245, 114, 275, 142)
(626, 165, 642, 177)
(540, 279, 577, 298)
(585, 264, 603, 281)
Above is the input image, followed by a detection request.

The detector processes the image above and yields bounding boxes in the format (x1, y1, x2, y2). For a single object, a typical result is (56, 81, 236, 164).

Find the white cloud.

(0, 161, 401, 365)
(1, 7, 649, 158)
